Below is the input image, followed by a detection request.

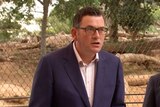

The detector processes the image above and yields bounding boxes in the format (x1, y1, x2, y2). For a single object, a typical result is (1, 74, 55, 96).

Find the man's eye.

(86, 27, 95, 31)
(98, 28, 104, 31)
(99, 28, 105, 31)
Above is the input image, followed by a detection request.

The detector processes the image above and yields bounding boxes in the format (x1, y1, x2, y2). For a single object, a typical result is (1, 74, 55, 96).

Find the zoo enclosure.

(0, 1, 160, 107)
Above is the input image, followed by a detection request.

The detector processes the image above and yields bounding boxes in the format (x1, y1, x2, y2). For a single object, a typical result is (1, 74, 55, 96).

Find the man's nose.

(93, 30, 100, 38)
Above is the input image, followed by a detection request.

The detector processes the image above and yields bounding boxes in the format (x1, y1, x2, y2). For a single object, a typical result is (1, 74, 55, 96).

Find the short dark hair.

(72, 6, 104, 27)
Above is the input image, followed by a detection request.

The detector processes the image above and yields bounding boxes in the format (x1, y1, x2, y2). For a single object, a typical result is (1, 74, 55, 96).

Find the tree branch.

(38, 0, 43, 5)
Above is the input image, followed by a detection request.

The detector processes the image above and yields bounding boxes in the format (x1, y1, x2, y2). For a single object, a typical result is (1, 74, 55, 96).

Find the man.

(143, 73, 160, 107)
(29, 6, 126, 107)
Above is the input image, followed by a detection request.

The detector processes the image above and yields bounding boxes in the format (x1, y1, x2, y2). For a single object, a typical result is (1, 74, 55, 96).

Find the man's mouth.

(92, 42, 100, 44)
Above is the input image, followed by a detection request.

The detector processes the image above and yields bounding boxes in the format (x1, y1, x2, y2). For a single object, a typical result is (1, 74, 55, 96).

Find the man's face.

(72, 15, 106, 56)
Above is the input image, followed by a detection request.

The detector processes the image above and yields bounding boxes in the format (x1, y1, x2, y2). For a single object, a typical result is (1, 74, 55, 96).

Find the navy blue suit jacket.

(29, 43, 126, 107)
(143, 73, 160, 107)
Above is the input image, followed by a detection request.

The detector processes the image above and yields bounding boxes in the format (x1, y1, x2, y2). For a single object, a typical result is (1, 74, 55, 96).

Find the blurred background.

(0, 0, 160, 107)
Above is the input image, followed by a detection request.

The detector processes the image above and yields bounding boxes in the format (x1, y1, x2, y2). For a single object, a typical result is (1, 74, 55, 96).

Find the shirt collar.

(73, 42, 99, 65)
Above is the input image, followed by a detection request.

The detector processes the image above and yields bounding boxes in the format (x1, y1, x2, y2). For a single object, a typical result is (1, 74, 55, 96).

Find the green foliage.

(1, 0, 34, 21)
(47, 15, 71, 35)
(48, 0, 102, 34)
(146, 6, 160, 33)
(52, 0, 101, 23)
(152, 6, 160, 20)
(51, 0, 155, 41)
(0, 0, 35, 41)
(0, 9, 21, 41)
(4, 0, 34, 6)
(118, 0, 154, 35)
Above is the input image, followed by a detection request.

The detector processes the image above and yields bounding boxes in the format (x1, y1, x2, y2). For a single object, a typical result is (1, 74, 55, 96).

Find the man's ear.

(71, 27, 78, 41)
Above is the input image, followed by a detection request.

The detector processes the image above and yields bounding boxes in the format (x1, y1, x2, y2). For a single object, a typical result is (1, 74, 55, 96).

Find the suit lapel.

(63, 43, 90, 107)
(93, 52, 116, 107)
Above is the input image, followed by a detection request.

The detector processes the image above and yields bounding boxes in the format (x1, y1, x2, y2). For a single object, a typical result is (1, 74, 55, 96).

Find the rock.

(124, 78, 130, 94)
(0, 83, 28, 104)
(46, 32, 72, 49)
(125, 75, 151, 86)
(0, 56, 6, 62)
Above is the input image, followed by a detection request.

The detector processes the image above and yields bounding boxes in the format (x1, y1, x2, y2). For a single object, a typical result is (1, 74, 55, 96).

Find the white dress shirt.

(73, 43, 99, 107)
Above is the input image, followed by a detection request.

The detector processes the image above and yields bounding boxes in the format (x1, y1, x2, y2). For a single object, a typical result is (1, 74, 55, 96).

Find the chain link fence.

(0, 1, 160, 107)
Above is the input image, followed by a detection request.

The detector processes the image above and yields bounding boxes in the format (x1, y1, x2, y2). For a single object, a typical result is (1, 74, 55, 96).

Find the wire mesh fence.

(0, 1, 160, 107)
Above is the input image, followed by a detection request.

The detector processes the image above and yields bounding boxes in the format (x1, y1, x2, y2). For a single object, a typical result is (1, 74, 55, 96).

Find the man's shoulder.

(99, 50, 119, 60)
(150, 73, 160, 81)
(43, 43, 73, 59)
(149, 73, 160, 87)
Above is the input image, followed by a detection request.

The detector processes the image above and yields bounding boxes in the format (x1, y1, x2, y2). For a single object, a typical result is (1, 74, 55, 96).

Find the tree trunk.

(40, 0, 50, 56)
(107, 0, 120, 42)
(109, 20, 118, 42)
(131, 31, 138, 41)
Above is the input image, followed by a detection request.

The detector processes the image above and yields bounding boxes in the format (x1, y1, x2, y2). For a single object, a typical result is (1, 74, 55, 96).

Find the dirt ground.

(0, 44, 39, 106)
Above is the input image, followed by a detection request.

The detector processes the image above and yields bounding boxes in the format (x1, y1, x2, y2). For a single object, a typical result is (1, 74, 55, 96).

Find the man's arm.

(29, 56, 54, 107)
(112, 59, 126, 107)
(143, 77, 156, 107)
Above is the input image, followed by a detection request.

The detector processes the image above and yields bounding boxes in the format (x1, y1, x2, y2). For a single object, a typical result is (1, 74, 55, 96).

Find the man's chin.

(91, 48, 101, 53)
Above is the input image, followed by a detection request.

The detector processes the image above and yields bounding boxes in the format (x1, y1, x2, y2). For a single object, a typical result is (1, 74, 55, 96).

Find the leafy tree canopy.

(118, 0, 154, 35)
(48, 0, 158, 42)
(0, 0, 35, 41)
(51, 0, 101, 23)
